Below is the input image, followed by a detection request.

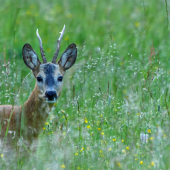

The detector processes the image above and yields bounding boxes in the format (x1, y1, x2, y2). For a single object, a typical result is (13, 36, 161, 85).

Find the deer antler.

(36, 29, 47, 63)
(52, 25, 65, 64)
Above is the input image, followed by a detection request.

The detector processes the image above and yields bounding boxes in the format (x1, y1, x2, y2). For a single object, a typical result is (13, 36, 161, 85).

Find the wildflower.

(100, 150, 102, 153)
(140, 161, 143, 165)
(87, 125, 91, 129)
(137, 113, 140, 115)
(114, 109, 117, 111)
(108, 148, 112, 151)
(150, 137, 153, 140)
(61, 164, 65, 169)
(45, 122, 49, 125)
(135, 21, 140, 27)
(61, 110, 65, 113)
(100, 114, 103, 118)
(82, 147, 84, 150)
(126, 146, 129, 150)
(98, 128, 101, 131)
(122, 150, 126, 153)
(1, 154, 3, 158)
(101, 132, 104, 135)
(148, 129, 151, 133)
(151, 161, 155, 166)
(122, 139, 124, 142)
(75, 153, 78, 156)
(77, 167, 80, 170)
(87, 147, 89, 150)
(79, 150, 82, 152)
(164, 134, 166, 138)
(117, 162, 122, 167)
(63, 132, 66, 135)
(112, 138, 116, 142)
(85, 118, 88, 123)
(43, 127, 46, 130)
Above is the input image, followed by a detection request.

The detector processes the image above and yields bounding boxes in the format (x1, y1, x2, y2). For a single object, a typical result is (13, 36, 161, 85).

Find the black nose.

(45, 91, 57, 100)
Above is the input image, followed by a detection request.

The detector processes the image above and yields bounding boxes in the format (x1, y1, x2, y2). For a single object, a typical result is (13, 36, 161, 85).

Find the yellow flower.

(1, 154, 3, 158)
(148, 129, 151, 133)
(82, 147, 84, 150)
(122, 139, 124, 142)
(61, 164, 65, 169)
(108, 148, 112, 151)
(98, 128, 101, 131)
(137, 113, 140, 116)
(101, 132, 104, 135)
(151, 161, 155, 166)
(85, 118, 88, 123)
(150, 137, 153, 140)
(43, 127, 46, 130)
(100, 150, 102, 153)
(75, 153, 78, 156)
(164, 134, 166, 137)
(77, 167, 80, 170)
(112, 138, 116, 142)
(140, 161, 143, 165)
(117, 162, 122, 167)
(87, 125, 91, 129)
(122, 150, 126, 153)
(135, 21, 140, 27)
(63, 132, 66, 135)
(126, 146, 129, 150)
(114, 109, 117, 111)
(45, 122, 49, 125)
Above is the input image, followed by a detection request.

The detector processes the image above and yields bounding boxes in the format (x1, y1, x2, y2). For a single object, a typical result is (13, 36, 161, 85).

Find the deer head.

(22, 25, 77, 104)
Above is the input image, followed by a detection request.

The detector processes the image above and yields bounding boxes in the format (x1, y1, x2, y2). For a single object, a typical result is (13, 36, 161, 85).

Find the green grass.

(0, 0, 170, 169)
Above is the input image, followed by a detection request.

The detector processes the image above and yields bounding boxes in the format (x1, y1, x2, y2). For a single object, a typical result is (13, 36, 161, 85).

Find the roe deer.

(0, 25, 77, 150)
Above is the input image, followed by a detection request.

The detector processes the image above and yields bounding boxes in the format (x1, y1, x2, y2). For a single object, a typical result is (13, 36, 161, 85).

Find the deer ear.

(58, 43, 77, 70)
(22, 43, 41, 70)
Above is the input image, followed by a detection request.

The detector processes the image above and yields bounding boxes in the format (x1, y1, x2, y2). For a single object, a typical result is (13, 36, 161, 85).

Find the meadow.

(0, 0, 170, 169)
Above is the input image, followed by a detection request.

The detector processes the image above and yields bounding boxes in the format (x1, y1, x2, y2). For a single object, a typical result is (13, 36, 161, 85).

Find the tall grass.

(0, 0, 170, 169)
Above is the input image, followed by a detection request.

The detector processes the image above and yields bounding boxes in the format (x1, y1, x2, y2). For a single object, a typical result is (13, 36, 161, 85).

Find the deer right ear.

(22, 43, 41, 70)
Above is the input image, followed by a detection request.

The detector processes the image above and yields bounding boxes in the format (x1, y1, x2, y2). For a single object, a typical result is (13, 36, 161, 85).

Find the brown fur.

(0, 31, 77, 152)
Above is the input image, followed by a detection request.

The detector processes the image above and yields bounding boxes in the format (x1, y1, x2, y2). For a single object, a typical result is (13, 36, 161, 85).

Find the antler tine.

(52, 25, 65, 64)
(36, 29, 47, 63)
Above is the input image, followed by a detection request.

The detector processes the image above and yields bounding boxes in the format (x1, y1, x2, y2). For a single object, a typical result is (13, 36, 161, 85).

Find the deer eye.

(58, 76, 63, 82)
(37, 77, 43, 82)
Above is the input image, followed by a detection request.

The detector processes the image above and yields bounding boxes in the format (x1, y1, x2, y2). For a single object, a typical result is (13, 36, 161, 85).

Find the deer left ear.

(58, 43, 77, 70)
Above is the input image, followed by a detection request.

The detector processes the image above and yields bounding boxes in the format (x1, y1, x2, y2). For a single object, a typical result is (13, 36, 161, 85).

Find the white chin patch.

(46, 99, 57, 104)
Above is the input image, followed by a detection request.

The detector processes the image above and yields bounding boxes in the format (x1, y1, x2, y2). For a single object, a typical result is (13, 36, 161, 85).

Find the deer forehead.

(38, 63, 64, 77)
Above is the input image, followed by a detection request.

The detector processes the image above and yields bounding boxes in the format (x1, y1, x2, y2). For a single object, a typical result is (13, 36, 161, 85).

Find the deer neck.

(23, 85, 54, 134)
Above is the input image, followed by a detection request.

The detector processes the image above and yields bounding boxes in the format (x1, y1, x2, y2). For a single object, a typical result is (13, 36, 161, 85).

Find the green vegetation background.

(0, 0, 170, 169)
